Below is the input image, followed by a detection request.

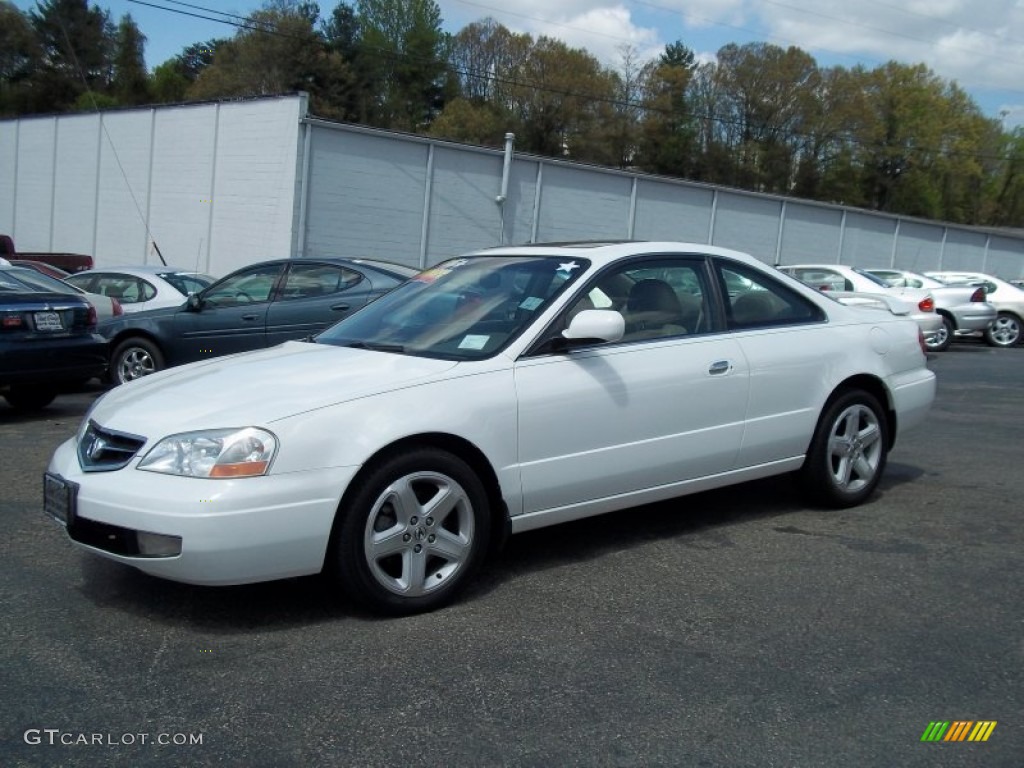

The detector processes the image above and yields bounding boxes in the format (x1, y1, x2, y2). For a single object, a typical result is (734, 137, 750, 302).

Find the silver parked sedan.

(925, 271, 1024, 347)
(865, 269, 996, 351)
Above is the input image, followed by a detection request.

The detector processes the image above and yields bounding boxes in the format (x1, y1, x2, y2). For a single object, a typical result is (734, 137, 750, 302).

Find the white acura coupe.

(45, 242, 936, 614)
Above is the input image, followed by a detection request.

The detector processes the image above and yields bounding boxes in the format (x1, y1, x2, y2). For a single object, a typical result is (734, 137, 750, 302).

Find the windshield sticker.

(557, 261, 581, 276)
(458, 334, 489, 350)
(519, 296, 544, 311)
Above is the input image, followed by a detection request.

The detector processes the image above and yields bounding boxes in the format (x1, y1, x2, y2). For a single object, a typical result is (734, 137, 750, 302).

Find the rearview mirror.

(187, 293, 202, 311)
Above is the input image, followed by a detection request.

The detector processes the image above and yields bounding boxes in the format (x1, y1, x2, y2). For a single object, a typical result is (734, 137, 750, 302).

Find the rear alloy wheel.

(984, 313, 1021, 348)
(111, 337, 164, 384)
(332, 448, 491, 615)
(925, 315, 954, 352)
(799, 390, 888, 508)
(3, 387, 57, 411)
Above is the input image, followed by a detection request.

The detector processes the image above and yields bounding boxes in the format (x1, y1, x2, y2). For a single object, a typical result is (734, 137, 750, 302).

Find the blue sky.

(14, 0, 1024, 127)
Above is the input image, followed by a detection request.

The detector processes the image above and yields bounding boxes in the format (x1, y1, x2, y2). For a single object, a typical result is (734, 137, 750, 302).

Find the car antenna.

(153, 240, 168, 266)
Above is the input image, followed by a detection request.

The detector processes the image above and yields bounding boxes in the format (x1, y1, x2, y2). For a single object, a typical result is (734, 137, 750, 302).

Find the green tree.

(714, 42, 820, 192)
(189, 1, 352, 120)
(29, 0, 114, 111)
(637, 40, 698, 175)
(0, 2, 42, 115)
(111, 14, 149, 106)
(355, 0, 448, 130)
(986, 128, 1024, 226)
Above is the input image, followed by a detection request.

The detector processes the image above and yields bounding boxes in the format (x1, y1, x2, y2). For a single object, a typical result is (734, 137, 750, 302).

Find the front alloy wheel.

(800, 390, 888, 508)
(985, 313, 1021, 347)
(332, 448, 490, 615)
(111, 337, 164, 384)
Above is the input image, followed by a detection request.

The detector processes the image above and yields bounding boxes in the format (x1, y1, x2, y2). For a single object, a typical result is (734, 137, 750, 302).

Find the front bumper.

(46, 437, 358, 585)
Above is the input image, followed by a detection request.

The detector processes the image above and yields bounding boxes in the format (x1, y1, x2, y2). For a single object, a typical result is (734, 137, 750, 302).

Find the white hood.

(90, 341, 459, 438)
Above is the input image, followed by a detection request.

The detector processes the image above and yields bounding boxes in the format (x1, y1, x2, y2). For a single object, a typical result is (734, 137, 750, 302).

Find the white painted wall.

(0, 94, 304, 277)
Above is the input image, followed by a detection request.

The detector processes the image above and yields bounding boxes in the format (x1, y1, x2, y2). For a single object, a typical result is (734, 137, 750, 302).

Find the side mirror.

(187, 293, 202, 311)
(562, 309, 625, 345)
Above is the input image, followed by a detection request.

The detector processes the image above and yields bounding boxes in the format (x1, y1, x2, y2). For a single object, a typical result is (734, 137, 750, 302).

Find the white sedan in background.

(65, 266, 213, 313)
(778, 264, 943, 346)
(45, 242, 935, 615)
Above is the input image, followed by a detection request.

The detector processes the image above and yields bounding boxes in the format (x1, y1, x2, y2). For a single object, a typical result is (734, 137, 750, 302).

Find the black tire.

(330, 447, 491, 616)
(926, 315, 954, 352)
(984, 312, 1021, 348)
(3, 387, 57, 411)
(111, 337, 164, 385)
(799, 390, 888, 508)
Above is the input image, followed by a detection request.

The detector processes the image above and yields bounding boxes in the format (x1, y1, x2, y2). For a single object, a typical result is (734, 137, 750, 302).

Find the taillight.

(2, 314, 23, 328)
(112, 298, 124, 316)
(918, 296, 934, 312)
(970, 287, 986, 302)
(86, 305, 97, 327)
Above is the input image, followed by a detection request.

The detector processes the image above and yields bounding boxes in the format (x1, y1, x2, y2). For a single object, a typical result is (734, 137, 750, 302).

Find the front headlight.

(137, 428, 278, 478)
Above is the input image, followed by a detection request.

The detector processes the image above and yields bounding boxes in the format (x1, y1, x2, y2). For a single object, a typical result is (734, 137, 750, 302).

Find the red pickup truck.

(0, 234, 93, 273)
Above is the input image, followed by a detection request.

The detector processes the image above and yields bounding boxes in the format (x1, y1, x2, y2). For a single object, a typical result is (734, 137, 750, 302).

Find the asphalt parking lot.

(2, 342, 1022, 767)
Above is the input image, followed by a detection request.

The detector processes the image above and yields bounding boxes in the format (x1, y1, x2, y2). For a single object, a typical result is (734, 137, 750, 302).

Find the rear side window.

(87, 275, 156, 304)
(718, 261, 825, 329)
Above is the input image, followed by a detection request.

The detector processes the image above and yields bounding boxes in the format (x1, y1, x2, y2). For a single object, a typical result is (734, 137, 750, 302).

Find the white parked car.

(924, 271, 1024, 347)
(65, 266, 213, 314)
(45, 242, 936, 615)
(778, 264, 943, 346)
(1, 265, 123, 320)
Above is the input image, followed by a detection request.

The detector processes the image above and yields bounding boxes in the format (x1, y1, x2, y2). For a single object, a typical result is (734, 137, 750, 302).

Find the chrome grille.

(77, 421, 147, 472)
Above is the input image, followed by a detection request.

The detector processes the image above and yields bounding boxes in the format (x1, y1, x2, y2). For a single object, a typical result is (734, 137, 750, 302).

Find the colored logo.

(921, 721, 996, 742)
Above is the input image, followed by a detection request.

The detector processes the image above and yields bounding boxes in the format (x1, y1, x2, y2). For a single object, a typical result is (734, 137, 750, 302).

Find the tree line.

(3, 0, 1023, 227)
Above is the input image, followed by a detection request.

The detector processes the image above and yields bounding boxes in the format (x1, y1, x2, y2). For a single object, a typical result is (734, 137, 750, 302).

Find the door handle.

(241, 314, 258, 321)
(330, 303, 350, 312)
(708, 360, 732, 375)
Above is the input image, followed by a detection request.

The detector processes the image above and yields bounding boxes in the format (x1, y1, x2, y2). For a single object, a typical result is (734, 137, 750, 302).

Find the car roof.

(465, 240, 763, 269)
(78, 265, 207, 275)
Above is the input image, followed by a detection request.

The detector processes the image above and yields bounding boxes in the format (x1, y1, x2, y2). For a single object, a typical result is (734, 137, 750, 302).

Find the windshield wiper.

(340, 341, 406, 353)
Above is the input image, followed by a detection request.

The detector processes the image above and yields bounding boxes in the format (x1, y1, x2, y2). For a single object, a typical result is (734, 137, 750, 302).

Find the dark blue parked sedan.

(0, 272, 108, 411)
(100, 257, 418, 384)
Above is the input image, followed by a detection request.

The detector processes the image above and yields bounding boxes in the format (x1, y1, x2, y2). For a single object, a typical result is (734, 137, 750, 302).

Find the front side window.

(159, 272, 213, 296)
(316, 256, 589, 360)
(719, 261, 825, 329)
(555, 259, 712, 344)
(202, 264, 284, 307)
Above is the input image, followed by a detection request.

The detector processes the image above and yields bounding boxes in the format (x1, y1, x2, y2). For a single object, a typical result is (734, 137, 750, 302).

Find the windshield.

(316, 255, 589, 359)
